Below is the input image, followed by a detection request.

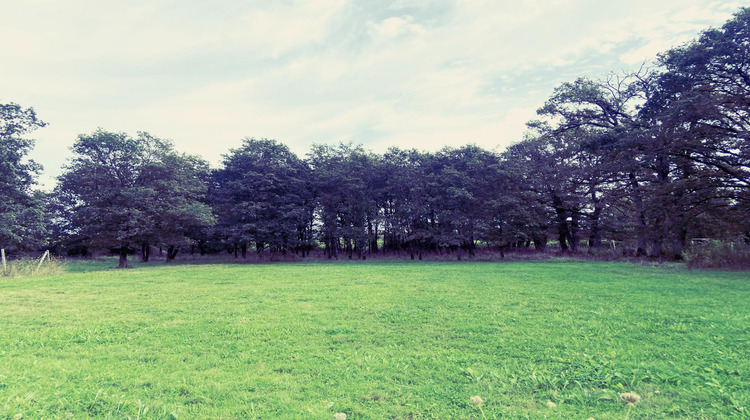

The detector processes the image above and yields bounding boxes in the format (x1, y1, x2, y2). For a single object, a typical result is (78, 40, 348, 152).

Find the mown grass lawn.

(0, 261, 748, 419)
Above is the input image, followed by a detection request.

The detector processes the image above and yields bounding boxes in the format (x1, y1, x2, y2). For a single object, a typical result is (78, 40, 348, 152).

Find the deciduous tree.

(0, 102, 48, 252)
(56, 129, 213, 267)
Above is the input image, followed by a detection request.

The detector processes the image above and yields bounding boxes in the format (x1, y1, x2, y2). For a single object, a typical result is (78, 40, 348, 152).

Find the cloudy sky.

(1, 0, 744, 188)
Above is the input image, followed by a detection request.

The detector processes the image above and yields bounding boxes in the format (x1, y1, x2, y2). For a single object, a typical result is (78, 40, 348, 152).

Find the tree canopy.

(0, 102, 48, 252)
(56, 129, 213, 267)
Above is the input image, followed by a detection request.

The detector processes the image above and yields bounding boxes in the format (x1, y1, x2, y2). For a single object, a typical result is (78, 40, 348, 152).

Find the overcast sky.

(1, 0, 743, 188)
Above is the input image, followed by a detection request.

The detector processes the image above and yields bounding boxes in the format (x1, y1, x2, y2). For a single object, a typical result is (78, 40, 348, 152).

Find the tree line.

(2, 8, 749, 267)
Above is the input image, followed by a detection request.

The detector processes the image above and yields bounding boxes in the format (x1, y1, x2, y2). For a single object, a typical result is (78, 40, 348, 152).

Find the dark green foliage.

(377, 147, 433, 255)
(650, 7, 750, 242)
(532, 71, 653, 254)
(427, 146, 503, 255)
(685, 240, 750, 269)
(211, 138, 314, 256)
(308, 142, 378, 259)
(0, 102, 48, 252)
(305, 145, 509, 259)
(56, 129, 213, 267)
(514, 9, 750, 258)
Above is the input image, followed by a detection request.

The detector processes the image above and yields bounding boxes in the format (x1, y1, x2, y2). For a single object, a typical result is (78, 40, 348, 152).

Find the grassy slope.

(0, 261, 748, 419)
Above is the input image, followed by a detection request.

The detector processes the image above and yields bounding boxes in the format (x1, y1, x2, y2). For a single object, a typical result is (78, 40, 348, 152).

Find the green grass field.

(1, 261, 749, 419)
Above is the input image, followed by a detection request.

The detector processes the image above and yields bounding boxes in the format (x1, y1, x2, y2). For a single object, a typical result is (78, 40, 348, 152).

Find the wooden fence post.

(36, 250, 50, 272)
(1, 249, 6, 276)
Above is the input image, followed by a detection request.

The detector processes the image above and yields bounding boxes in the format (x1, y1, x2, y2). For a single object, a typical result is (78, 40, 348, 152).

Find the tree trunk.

(141, 242, 150, 262)
(650, 216, 663, 258)
(670, 227, 687, 260)
(568, 211, 579, 253)
(532, 232, 548, 250)
(118, 243, 129, 268)
(553, 195, 570, 252)
(372, 221, 379, 253)
(166, 245, 179, 262)
(588, 202, 602, 249)
(629, 172, 648, 256)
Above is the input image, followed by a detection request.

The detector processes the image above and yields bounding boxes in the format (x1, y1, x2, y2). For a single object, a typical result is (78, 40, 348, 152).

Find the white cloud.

(0, 0, 742, 189)
(367, 15, 428, 40)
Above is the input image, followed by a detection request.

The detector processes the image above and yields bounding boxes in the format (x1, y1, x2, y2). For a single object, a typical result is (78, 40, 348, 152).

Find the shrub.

(684, 240, 750, 269)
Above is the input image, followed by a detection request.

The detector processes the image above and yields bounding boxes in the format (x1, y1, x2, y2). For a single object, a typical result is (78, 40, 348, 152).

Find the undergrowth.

(1, 256, 67, 278)
(684, 240, 750, 269)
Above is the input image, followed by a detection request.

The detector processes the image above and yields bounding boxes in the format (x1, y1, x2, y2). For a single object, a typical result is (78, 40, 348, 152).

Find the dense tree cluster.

(52, 130, 214, 267)
(2, 8, 749, 264)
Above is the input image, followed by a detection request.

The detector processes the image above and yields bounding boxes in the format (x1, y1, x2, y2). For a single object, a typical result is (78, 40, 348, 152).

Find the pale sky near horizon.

(1, 0, 744, 189)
